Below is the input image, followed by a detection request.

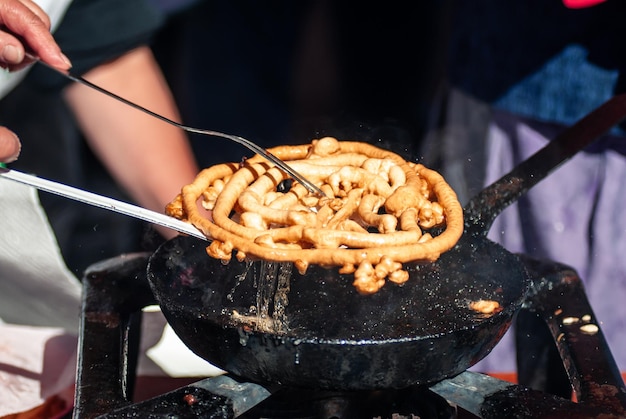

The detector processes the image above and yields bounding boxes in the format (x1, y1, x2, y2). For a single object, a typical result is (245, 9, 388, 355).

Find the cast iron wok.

(147, 95, 626, 390)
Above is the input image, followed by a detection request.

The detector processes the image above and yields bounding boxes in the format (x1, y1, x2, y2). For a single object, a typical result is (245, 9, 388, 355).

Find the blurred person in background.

(0, 0, 199, 280)
(422, 0, 626, 388)
(0, 8, 203, 414)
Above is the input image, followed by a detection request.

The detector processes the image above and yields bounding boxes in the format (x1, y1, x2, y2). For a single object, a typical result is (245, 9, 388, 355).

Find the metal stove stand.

(72, 252, 626, 418)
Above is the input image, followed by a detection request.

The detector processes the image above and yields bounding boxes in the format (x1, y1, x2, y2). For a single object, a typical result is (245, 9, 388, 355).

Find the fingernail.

(59, 52, 72, 68)
(5, 132, 21, 163)
(2, 45, 21, 64)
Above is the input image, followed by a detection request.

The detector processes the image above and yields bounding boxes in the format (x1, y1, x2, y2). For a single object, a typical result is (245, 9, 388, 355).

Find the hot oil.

(256, 260, 278, 326)
(226, 260, 253, 303)
(229, 260, 291, 335)
(273, 262, 292, 325)
(255, 261, 291, 334)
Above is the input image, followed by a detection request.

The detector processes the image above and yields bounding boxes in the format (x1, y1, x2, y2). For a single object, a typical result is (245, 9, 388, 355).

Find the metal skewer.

(29, 54, 325, 196)
(0, 167, 209, 240)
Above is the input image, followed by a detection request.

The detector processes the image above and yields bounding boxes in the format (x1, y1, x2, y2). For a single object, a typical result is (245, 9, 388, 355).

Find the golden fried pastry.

(166, 137, 464, 294)
(469, 300, 503, 316)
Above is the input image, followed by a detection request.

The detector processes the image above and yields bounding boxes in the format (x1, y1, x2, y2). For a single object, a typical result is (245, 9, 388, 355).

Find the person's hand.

(0, 0, 71, 71)
(0, 126, 20, 163)
(0, 0, 72, 163)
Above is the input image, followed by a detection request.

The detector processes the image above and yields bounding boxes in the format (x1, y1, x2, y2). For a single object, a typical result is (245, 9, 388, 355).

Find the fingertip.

(1, 44, 23, 65)
(59, 52, 72, 69)
(40, 49, 72, 70)
(0, 128, 21, 163)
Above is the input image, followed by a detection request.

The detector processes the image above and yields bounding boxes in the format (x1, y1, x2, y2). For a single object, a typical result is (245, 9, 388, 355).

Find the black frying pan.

(147, 95, 626, 390)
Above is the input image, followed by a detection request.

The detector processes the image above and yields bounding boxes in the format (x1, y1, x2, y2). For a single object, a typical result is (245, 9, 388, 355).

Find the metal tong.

(28, 54, 325, 196)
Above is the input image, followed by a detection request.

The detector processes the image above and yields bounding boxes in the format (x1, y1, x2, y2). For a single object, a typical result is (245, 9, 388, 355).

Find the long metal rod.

(30, 55, 325, 197)
(0, 167, 208, 241)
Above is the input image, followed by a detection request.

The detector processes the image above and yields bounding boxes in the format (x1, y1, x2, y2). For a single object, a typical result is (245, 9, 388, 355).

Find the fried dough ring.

(166, 137, 464, 294)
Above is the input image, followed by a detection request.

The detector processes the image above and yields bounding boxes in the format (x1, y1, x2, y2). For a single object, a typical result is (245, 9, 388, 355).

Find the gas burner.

(239, 386, 456, 419)
(72, 251, 626, 419)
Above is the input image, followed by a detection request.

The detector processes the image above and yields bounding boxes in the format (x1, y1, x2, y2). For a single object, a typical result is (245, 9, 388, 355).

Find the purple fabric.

(471, 114, 626, 373)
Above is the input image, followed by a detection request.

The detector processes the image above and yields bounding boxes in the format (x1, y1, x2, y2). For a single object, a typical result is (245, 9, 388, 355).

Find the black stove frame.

(72, 251, 626, 418)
